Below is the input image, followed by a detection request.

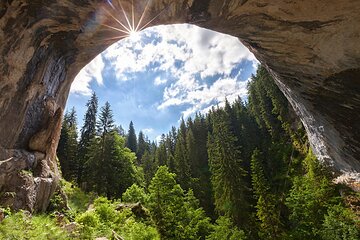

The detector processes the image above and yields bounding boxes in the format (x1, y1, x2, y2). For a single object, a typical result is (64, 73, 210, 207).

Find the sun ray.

(106, 0, 116, 9)
(101, 35, 130, 42)
(101, 23, 130, 34)
(117, 0, 133, 33)
(135, 0, 152, 32)
(138, 1, 175, 32)
(102, 0, 176, 41)
(131, 0, 135, 32)
(103, 7, 131, 33)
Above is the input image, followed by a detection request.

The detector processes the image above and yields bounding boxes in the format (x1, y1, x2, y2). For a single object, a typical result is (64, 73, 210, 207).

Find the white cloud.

(159, 77, 249, 119)
(71, 54, 105, 95)
(71, 24, 257, 119)
(143, 128, 154, 134)
(100, 24, 256, 81)
(155, 134, 163, 144)
(154, 76, 167, 86)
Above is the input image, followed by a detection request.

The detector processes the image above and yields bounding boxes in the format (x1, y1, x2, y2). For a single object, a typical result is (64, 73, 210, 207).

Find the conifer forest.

(1, 67, 359, 239)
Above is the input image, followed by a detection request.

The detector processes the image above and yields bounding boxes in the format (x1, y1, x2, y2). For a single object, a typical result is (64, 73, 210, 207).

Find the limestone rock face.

(0, 0, 359, 211)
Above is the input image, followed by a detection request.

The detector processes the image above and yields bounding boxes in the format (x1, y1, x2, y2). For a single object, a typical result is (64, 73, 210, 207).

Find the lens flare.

(101, 0, 176, 41)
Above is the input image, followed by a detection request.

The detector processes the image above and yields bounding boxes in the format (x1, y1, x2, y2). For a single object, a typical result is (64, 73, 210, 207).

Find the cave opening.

(1, 0, 360, 216)
(68, 23, 258, 142)
(67, 0, 258, 141)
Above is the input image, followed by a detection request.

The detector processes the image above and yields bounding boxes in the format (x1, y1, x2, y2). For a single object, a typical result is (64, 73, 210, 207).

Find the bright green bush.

(320, 204, 359, 240)
(206, 216, 246, 240)
(93, 197, 118, 223)
(121, 217, 160, 240)
(122, 184, 148, 204)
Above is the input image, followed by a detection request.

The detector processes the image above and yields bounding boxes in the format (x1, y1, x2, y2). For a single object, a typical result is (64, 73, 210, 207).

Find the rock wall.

(0, 0, 359, 211)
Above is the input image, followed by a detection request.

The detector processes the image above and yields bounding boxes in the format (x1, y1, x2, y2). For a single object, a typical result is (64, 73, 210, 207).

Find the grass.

(61, 180, 95, 213)
(0, 211, 70, 240)
(0, 180, 160, 240)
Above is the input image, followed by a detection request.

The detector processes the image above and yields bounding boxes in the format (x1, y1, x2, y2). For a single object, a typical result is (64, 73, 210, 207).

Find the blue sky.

(67, 24, 258, 141)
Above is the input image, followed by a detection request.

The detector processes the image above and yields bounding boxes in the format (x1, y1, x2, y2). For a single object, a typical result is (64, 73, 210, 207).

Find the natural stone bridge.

(0, 0, 359, 211)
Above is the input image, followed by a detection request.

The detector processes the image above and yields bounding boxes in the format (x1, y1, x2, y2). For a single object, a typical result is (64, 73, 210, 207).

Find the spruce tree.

(174, 119, 191, 189)
(136, 131, 148, 163)
(57, 107, 78, 181)
(85, 131, 137, 198)
(148, 166, 212, 239)
(207, 108, 249, 227)
(96, 101, 114, 136)
(141, 150, 156, 187)
(126, 121, 137, 153)
(155, 134, 167, 166)
(251, 149, 283, 239)
(78, 92, 98, 185)
(286, 151, 338, 239)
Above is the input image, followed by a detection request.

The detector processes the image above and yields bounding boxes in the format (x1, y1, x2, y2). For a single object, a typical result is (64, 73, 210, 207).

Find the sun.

(128, 29, 139, 39)
(101, 0, 174, 42)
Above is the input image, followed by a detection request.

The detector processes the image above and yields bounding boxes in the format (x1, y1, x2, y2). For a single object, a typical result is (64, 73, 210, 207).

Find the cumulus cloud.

(71, 24, 257, 119)
(98, 24, 257, 117)
(101, 24, 256, 81)
(159, 77, 250, 119)
(154, 76, 167, 86)
(143, 128, 154, 134)
(71, 54, 105, 95)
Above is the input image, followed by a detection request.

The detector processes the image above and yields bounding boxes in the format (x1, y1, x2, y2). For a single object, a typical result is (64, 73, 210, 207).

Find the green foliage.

(286, 151, 338, 239)
(206, 216, 246, 240)
(320, 204, 360, 240)
(126, 121, 137, 153)
(52, 67, 359, 240)
(85, 131, 138, 198)
(121, 217, 160, 240)
(0, 211, 70, 240)
(174, 119, 191, 189)
(74, 196, 159, 240)
(78, 92, 98, 185)
(76, 210, 101, 236)
(97, 101, 115, 136)
(122, 184, 148, 204)
(141, 150, 157, 186)
(148, 166, 212, 239)
(62, 179, 93, 214)
(251, 150, 283, 239)
(136, 131, 149, 163)
(208, 107, 249, 226)
(57, 107, 78, 181)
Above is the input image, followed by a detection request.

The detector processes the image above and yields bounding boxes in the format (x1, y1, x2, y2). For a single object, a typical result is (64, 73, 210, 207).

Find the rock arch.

(0, 0, 359, 211)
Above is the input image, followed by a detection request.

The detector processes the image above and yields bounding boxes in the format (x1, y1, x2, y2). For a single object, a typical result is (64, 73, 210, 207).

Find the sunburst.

(101, 0, 175, 41)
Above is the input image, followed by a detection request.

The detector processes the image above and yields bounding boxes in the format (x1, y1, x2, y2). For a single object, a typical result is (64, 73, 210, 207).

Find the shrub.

(122, 184, 148, 204)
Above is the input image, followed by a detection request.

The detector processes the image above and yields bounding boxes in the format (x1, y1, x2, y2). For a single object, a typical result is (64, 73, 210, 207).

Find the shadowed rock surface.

(0, 0, 359, 211)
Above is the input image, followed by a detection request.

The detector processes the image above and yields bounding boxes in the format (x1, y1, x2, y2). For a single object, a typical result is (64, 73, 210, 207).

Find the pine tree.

(78, 92, 98, 185)
(251, 149, 283, 239)
(84, 102, 137, 197)
(207, 108, 249, 227)
(148, 166, 212, 239)
(126, 121, 137, 153)
(136, 131, 148, 163)
(174, 119, 191, 189)
(141, 150, 156, 187)
(155, 134, 167, 167)
(85, 131, 137, 198)
(57, 107, 78, 181)
(96, 101, 114, 136)
(286, 151, 338, 239)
